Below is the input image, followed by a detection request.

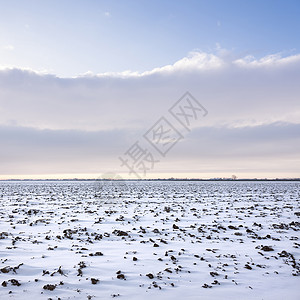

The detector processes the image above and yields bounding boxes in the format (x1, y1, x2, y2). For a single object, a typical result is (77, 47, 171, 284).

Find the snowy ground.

(0, 180, 299, 300)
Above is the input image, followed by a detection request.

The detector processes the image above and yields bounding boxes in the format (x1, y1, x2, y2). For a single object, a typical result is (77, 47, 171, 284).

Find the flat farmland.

(0, 181, 299, 299)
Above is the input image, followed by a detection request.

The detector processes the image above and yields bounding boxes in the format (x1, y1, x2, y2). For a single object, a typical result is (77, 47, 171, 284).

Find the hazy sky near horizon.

(0, 0, 299, 179)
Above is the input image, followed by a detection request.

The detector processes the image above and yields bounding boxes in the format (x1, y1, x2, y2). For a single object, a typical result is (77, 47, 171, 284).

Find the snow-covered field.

(0, 180, 299, 300)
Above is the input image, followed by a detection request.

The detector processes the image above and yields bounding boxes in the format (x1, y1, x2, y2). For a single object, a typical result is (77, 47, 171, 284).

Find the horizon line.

(1, 178, 300, 182)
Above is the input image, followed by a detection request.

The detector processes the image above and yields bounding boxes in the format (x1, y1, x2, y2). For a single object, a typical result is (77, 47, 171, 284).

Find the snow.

(0, 180, 299, 299)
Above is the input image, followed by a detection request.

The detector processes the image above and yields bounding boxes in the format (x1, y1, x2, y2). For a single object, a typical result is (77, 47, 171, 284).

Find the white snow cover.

(0, 181, 299, 299)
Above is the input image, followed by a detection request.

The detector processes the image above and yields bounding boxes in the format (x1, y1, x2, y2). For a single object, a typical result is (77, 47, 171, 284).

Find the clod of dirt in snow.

(261, 246, 274, 251)
(146, 273, 154, 279)
(89, 252, 103, 256)
(91, 278, 99, 284)
(0, 263, 23, 274)
(228, 225, 238, 230)
(1, 281, 7, 287)
(173, 224, 179, 230)
(43, 284, 56, 291)
(113, 230, 129, 237)
(111, 293, 120, 298)
(116, 270, 126, 280)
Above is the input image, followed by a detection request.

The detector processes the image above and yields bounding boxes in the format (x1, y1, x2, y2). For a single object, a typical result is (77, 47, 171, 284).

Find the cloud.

(85, 51, 224, 78)
(104, 11, 111, 17)
(1, 51, 299, 132)
(185, 122, 300, 158)
(145, 52, 224, 74)
(0, 122, 298, 177)
(3, 45, 14, 51)
(234, 53, 300, 68)
(0, 125, 132, 175)
(0, 51, 299, 177)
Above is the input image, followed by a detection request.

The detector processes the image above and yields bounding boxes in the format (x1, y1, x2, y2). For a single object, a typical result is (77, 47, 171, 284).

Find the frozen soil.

(0, 180, 299, 299)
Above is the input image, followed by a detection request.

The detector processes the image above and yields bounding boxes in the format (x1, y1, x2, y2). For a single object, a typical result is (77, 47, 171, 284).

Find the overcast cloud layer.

(1, 51, 299, 178)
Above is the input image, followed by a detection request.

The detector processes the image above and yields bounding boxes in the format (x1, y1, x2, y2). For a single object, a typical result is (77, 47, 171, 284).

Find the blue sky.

(1, 0, 300, 76)
(0, 1, 299, 179)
